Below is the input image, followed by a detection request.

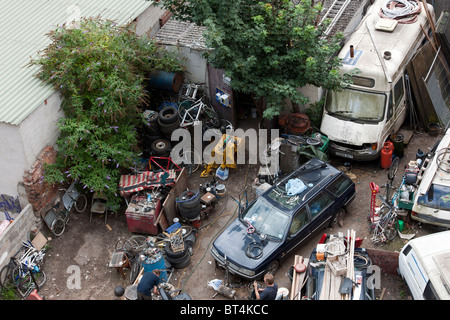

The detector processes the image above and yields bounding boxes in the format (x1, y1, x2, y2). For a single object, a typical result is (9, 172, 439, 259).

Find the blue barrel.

(142, 253, 167, 282)
(148, 71, 183, 93)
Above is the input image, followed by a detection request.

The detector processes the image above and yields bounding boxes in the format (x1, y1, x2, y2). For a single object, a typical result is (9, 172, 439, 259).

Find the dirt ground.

(37, 127, 445, 301)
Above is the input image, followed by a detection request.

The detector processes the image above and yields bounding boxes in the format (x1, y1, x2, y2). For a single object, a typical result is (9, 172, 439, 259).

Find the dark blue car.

(210, 158, 356, 280)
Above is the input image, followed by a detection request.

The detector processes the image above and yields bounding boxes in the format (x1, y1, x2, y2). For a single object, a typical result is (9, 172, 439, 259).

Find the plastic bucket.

(276, 287, 289, 300)
(397, 220, 404, 232)
(427, 122, 440, 137)
(391, 133, 404, 157)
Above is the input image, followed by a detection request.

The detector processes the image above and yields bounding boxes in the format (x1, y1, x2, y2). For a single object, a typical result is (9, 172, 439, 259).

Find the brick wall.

(23, 146, 59, 218)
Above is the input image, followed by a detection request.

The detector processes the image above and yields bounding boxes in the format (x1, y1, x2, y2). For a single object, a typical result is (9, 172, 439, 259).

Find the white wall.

(163, 45, 208, 85)
(19, 92, 63, 166)
(0, 91, 63, 198)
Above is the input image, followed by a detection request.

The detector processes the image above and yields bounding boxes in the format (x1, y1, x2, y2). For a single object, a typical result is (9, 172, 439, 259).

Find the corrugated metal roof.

(0, 0, 153, 125)
(155, 18, 207, 50)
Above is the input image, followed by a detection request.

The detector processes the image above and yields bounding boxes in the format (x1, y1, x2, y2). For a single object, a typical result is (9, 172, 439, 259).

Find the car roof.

(261, 158, 344, 214)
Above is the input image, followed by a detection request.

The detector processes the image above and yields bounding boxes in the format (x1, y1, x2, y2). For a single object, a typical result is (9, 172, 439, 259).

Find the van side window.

(402, 244, 412, 256)
(393, 77, 404, 107)
(309, 192, 333, 219)
(289, 207, 309, 236)
(327, 175, 352, 197)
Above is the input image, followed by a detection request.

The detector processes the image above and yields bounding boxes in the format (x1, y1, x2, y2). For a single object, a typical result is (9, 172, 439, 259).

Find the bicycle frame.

(149, 156, 182, 173)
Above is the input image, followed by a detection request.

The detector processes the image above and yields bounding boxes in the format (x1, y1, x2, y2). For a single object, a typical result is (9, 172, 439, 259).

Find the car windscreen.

(242, 198, 290, 241)
(417, 183, 450, 210)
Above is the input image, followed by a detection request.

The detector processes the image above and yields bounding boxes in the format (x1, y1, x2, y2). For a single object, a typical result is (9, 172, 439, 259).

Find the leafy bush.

(29, 17, 182, 209)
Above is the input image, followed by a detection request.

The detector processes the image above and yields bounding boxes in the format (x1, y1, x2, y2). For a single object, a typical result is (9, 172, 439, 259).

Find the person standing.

(137, 269, 161, 300)
(252, 273, 278, 300)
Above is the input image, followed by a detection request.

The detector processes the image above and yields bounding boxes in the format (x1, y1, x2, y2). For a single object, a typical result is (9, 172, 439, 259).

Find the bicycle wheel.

(11, 267, 33, 293)
(388, 156, 400, 181)
(179, 149, 201, 176)
(51, 217, 66, 236)
(74, 194, 87, 213)
(0, 263, 21, 299)
(384, 216, 398, 241)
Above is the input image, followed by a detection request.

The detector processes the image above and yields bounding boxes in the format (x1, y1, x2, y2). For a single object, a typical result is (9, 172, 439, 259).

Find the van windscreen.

(325, 89, 386, 123)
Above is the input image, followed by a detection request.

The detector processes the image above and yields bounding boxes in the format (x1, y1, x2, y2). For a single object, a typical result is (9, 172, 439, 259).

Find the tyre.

(146, 122, 161, 136)
(75, 194, 87, 213)
(177, 190, 200, 209)
(159, 106, 179, 124)
(129, 259, 141, 284)
(329, 208, 345, 228)
(158, 117, 180, 135)
(164, 241, 188, 260)
(51, 217, 65, 236)
(166, 250, 191, 268)
(150, 139, 171, 156)
(264, 260, 279, 276)
(177, 204, 201, 220)
(388, 156, 400, 181)
(177, 149, 201, 176)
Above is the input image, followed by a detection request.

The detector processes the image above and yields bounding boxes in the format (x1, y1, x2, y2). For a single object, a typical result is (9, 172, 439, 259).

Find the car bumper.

(329, 142, 379, 161)
(210, 247, 264, 281)
(411, 211, 450, 228)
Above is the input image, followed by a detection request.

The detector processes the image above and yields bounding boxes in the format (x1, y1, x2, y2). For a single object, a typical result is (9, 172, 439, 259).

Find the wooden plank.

(161, 168, 190, 224)
(290, 255, 300, 300)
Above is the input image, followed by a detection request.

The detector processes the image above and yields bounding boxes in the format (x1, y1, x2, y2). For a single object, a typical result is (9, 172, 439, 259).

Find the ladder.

(319, 0, 352, 36)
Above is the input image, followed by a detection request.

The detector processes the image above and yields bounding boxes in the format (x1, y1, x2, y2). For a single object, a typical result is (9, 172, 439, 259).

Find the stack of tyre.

(176, 190, 201, 221)
(164, 228, 197, 269)
(142, 106, 181, 157)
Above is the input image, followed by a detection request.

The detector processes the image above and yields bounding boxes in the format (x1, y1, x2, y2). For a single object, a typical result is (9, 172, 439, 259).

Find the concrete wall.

(163, 46, 208, 85)
(0, 204, 39, 272)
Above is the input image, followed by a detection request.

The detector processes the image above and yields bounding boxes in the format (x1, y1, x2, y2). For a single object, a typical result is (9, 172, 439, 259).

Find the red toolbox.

(125, 196, 161, 235)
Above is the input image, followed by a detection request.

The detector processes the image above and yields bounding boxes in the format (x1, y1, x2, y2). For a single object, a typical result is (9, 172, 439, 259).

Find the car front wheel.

(264, 260, 279, 276)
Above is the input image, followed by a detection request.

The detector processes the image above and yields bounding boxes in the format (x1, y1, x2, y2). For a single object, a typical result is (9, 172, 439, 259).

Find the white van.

(398, 231, 450, 300)
(411, 128, 450, 228)
(320, 0, 434, 161)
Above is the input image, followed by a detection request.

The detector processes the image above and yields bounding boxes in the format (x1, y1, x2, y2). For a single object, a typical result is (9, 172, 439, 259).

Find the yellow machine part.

(200, 134, 244, 177)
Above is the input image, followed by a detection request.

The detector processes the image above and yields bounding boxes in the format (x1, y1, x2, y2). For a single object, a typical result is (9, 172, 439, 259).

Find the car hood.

(212, 218, 282, 270)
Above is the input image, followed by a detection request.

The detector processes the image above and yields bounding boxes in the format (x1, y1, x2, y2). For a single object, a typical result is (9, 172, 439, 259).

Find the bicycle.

(0, 243, 47, 299)
(43, 180, 88, 236)
(371, 195, 398, 244)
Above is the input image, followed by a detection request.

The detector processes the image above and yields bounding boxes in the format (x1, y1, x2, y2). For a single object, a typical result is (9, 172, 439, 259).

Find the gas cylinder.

(381, 141, 393, 169)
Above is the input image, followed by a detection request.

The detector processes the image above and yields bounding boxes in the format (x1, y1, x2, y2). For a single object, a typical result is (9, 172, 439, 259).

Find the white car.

(398, 231, 450, 300)
(411, 129, 450, 228)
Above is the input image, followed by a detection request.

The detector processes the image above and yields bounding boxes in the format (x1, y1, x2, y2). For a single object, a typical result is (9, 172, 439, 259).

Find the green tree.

(29, 17, 181, 209)
(159, 0, 352, 118)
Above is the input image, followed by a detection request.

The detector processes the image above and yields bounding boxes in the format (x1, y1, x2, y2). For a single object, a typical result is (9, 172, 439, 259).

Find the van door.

(385, 76, 406, 138)
(403, 245, 429, 299)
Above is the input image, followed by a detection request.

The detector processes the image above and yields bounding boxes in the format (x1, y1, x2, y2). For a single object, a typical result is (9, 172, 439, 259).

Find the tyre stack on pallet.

(176, 189, 202, 224)
(163, 226, 197, 269)
(142, 106, 181, 158)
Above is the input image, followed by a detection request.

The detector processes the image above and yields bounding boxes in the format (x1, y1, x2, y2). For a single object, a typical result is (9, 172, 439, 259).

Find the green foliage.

(159, 0, 352, 119)
(29, 17, 181, 209)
